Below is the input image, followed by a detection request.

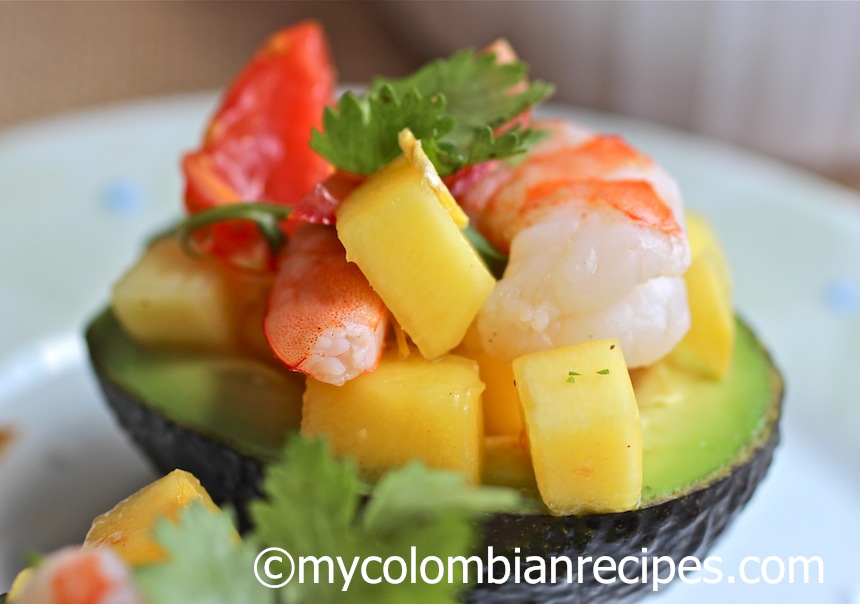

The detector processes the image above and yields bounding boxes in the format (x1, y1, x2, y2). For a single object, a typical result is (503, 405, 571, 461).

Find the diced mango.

(398, 129, 469, 228)
(233, 272, 276, 359)
(8, 567, 34, 601)
(112, 238, 271, 354)
(335, 133, 495, 360)
(84, 469, 223, 566)
(455, 323, 523, 435)
(302, 351, 484, 483)
(673, 253, 735, 378)
(513, 339, 642, 515)
(482, 435, 537, 496)
(686, 212, 732, 296)
(671, 213, 735, 378)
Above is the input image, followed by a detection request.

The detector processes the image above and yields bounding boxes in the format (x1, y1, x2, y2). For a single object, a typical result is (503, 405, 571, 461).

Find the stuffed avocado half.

(87, 309, 780, 503)
(77, 21, 785, 604)
(86, 307, 781, 603)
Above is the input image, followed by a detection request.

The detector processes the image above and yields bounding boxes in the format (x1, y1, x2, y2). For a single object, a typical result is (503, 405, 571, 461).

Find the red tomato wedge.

(181, 21, 335, 269)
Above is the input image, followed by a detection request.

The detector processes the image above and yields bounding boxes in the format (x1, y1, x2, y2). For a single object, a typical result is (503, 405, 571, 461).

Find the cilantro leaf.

(363, 462, 523, 538)
(373, 49, 553, 149)
(422, 124, 533, 177)
(310, 86, 451, 175)
(134, 504, 275, 604)
(251, 436, 526, 604)
(251, 436, 362, 564)
(312, 49, 553, 177)
(463, 225, 507, 278)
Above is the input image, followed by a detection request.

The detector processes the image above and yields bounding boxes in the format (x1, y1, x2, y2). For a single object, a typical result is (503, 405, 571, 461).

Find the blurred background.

(1, 0, 859, 189)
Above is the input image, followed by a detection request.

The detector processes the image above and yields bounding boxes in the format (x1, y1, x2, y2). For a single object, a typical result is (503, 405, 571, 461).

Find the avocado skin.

(92, 368, 265, 530)
(469, 416, 779, 603)
(87, 314, 782, 602)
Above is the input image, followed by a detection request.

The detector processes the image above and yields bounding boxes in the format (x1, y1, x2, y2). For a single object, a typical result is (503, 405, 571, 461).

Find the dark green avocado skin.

(87, 315, 782, 603)
(93, 366, 266, 530)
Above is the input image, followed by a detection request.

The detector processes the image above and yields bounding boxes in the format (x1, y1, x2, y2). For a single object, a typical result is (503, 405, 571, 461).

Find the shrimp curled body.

(461, 119, 691, 367)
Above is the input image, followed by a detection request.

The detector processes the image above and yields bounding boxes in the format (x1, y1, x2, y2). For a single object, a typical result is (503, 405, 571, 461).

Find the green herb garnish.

(464, 225, 508, 278)
(374, 49, 552, 156)
(135, 505, 275, 604)
(23, 550, 44, 568)
(597, 369, 610, 375)
(176, 202, 291, 257)
(139, 436, 526, 603)
(152, 202, 292, 257)
(251, 436, 524, 602)
(312, 49, 553, 176)
(311, 86, 448, 176)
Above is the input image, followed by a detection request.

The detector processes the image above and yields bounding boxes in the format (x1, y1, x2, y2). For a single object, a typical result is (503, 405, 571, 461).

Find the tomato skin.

(182, 21, 335, 269)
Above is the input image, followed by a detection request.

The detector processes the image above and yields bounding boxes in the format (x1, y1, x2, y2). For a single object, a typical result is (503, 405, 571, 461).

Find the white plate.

(1, 96, 858, 602)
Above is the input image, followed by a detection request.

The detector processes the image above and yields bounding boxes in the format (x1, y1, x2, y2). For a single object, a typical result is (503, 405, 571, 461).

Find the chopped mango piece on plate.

(671, 213, 735, 378)
(302, 351, 484, 483)
(336, 131, 495, 360)
(513, 339, 642, 515)
(84, 469, 224, 566)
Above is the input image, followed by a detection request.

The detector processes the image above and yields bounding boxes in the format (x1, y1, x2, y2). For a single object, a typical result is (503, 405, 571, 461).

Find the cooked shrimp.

(264, 224, 389, 385)
(460, 119, 691, 367)
(13, 547, 143, 604)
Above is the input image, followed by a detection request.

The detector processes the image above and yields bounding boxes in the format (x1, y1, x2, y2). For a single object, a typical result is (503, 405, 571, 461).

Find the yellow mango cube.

(84, 469, 223, 566)
(8, 567, 34, 600)
(672, 252, 736, 378)
(455, 323, 523, 435)
(686, 212, 732, 296)
(513, 339, 642, 515)
(112, 238, 270, 353)
(336, 132, 495, 360)
(671, 214, 735, 378)
(302, 352, 484, 483)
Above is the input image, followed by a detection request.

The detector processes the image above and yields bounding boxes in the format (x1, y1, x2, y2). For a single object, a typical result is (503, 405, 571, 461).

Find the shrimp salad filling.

(6, 21, 781, 604)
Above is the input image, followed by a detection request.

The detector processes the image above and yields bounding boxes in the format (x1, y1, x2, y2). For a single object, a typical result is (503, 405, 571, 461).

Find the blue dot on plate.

(824, 279, 860, 314)
(103, 180, 145, 216)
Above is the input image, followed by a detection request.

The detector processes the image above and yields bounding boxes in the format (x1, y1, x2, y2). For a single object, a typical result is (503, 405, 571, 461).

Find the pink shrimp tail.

(16, 547, 143, 604)
(264, 224, 388, 385)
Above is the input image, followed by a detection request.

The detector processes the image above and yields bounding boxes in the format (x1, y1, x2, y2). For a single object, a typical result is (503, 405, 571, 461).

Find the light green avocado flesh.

(88, 311, 304, 460)
(480, 319, 777, 506)
(636, 320, 777, 503)
(89, 311, 777, 503)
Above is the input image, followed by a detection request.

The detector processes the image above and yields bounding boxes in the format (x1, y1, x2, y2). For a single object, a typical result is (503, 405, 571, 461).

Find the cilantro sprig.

(251, 436, 525, 603)
(149, 202, 293, 263)
(137, 436, 526, 604)
(134, 505, 275, 604)
(312, 86, 450, 176)
(374, 49, 552, 149)
(312, 49, 553, 177)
